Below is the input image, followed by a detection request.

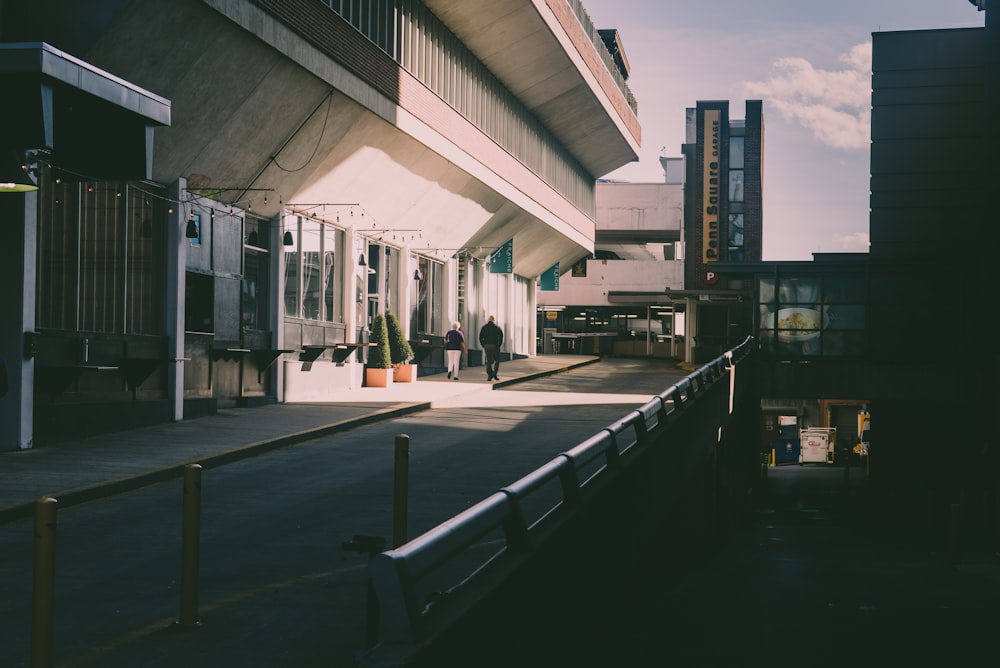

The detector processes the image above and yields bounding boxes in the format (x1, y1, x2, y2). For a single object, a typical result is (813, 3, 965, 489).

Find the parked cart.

(799, 427, 836, 464)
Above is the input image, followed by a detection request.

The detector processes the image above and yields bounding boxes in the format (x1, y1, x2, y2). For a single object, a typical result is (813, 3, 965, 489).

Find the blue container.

(773, 437, 800, 464)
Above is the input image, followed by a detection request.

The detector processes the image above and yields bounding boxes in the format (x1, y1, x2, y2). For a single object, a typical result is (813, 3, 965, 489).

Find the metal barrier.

(369, 337, 757, 652)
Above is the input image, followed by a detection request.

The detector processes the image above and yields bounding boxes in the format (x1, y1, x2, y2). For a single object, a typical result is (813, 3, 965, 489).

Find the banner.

(702, 108, 721, 263)
(489, 238, 513, 273)
(539, 262, 560, 290)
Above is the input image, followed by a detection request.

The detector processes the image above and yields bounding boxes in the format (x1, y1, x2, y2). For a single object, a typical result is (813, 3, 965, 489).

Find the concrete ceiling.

(76, 0, 601, 275)
(423, 0, 640, 178)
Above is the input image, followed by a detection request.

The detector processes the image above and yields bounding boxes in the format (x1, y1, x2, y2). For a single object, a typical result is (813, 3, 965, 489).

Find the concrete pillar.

(166, 179, 186, 421)
(0, 190, 37, 450)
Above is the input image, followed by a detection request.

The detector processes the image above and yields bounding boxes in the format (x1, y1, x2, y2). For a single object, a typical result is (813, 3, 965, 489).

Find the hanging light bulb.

(210, 209, 216, 220)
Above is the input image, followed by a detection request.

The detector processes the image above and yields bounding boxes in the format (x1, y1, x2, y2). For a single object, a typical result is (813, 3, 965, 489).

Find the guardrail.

(369, 337, 757, 654)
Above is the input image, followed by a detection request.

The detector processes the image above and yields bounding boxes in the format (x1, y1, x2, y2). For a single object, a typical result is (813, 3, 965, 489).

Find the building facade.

(0, 0, 641, 449)
(537, 99, 764, 365)
(711, 2, 996, 543)
(679, 100, 763, 362)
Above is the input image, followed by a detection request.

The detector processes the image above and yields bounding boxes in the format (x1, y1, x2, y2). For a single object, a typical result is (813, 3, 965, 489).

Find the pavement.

(0, 354, 600, 525)
(5, 353, 1000, 668)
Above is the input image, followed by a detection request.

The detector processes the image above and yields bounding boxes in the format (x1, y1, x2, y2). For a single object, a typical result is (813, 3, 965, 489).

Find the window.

(283, 215, 344, 322)
(37, 178, 164, 335)
(729, 136, 745, 169)
(728, 170, 744, 202)
(758, 275, 866, 357)
(727, 213, 744, 261)
(411, 255, 444, 337)
(185, 272, 214, 333)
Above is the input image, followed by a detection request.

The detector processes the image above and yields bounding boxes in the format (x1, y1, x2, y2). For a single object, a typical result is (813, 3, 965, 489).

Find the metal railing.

(369, 337, 757, 652)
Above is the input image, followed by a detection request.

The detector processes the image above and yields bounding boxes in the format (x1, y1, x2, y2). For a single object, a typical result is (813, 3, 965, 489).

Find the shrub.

(385, 311, 414, 365)
(368, 313, 392, 369)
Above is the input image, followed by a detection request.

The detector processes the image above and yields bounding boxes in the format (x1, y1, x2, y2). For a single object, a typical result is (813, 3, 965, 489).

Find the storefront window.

(758, 275, 866, 357)
(284, 215, 343, 322)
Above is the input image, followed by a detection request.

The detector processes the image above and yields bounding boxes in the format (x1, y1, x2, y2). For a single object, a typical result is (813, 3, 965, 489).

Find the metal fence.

(367, 337, 759, 664)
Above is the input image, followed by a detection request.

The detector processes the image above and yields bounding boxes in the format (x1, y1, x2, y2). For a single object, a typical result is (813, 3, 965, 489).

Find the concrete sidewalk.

(0, 355, 598, 525)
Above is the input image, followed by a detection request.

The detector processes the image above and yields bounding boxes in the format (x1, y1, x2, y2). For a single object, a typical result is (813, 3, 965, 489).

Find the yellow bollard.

(176, 464, 204, 628)
(393, 434, 409, 548)
(31, 496, 58, 668)
(770, 448, 776, 467)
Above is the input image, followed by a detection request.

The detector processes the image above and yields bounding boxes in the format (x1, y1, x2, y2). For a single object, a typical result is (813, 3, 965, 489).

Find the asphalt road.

(0, 357, 689, 668)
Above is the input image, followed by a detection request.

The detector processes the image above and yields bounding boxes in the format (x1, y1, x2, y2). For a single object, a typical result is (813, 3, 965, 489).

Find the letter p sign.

(703, 269, 719, 285)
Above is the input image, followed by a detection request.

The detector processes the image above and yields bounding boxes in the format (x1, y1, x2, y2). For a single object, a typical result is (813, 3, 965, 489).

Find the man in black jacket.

(478, 315, 504, 381)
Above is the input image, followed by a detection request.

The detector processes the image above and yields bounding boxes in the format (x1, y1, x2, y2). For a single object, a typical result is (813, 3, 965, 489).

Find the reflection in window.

(727, 212, 744, 262)
(758, 275, 866, 357)
(728, 170, 744, 202)
(729, 136, 745, 169)
(283, 218, 299, 317)
(411, 255, 444, 337)
(283, 215, 343, 322)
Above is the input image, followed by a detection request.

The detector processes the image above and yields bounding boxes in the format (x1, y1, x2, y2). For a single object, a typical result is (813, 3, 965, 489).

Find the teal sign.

(489, 239, 513, 273)
(540, 262, 560, 291)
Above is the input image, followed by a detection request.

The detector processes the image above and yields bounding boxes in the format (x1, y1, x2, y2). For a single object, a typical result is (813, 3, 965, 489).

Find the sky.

(579, 0, 985, 260)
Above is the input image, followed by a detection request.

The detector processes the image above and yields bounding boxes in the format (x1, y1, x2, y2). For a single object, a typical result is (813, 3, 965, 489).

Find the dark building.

(711, 3, 997, 544)
(679, 100, 764, 361)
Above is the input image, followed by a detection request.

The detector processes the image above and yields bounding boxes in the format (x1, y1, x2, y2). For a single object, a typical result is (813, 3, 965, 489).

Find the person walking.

(444, 321, 466, 380)
(478, 315, 504, 381)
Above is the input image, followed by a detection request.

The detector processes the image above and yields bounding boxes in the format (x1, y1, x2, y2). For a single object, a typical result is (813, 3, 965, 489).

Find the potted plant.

(386, 311, 417, 382)
(365, 312, 393, 388)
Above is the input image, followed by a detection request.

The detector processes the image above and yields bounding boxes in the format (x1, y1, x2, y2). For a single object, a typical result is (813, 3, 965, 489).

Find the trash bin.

(773, 437, 800, 464)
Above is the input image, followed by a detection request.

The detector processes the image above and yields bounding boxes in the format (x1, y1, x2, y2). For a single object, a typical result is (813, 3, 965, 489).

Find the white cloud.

(831, 231, 870, 252)
(742, 42, 872, 150)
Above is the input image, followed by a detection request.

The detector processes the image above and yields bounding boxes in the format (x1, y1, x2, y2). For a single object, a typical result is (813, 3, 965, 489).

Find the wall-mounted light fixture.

(186, 216, 199, 238)
(283, 230, 294, 246)
(358, 253, 367, 267)
(413, 269, 422, 281)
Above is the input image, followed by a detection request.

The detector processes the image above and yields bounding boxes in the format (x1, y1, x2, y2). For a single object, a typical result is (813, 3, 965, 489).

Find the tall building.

(679, 100, 763, 362)
(706, 2, 996, 542)
(0, 0, 640, 449)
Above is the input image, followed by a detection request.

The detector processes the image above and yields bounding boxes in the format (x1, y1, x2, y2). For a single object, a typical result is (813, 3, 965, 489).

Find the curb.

(491, 356, 600, 389)
(0, 402, 432, 525)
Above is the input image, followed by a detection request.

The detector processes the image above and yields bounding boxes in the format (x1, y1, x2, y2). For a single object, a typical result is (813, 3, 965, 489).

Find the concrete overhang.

(0, 42, 170, 179)
(595, 229, 681, 244)
(423, 0, 641, 177)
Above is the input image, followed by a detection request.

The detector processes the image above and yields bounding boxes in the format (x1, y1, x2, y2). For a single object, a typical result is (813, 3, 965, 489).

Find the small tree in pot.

(385, 311, 417, 382)
(365, 312, 393, 387)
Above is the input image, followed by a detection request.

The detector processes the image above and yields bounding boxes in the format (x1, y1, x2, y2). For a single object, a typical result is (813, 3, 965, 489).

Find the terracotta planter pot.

(393, 363, 417, 383)
(365, 367, 393, 388)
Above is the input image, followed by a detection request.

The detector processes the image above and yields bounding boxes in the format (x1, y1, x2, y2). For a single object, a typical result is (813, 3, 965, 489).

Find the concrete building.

(536, 172, 684, 358)
(537, 99, 764, 365)
(0, 0, 640, 449)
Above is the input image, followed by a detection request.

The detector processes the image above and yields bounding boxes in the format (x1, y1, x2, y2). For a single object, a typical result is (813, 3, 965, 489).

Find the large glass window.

(758, 275, 866, 357)
(411, 255, 444, 337)
(283, 215, 343, 322)
(37, 178, 164, 334)
(242, 217, 269, 330)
